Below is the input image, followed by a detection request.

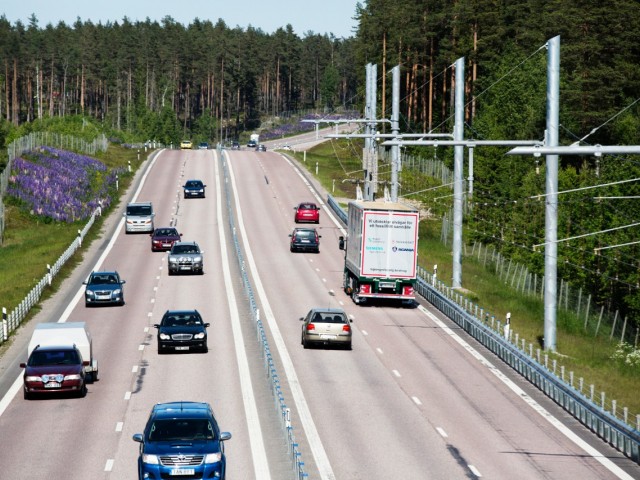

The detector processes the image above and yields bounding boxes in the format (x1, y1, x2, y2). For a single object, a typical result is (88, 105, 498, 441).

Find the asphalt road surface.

(0, 145, 638, 480)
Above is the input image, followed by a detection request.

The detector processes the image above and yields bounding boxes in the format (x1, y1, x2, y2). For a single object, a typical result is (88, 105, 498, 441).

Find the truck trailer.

(339, 200, 419, 305)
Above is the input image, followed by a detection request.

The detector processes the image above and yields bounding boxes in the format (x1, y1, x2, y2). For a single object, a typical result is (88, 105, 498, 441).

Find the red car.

(294, 202, 320, 224)
(150, 227, 182, 252)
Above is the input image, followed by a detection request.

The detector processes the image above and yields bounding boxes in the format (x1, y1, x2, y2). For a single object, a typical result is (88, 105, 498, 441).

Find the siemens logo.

(366, 246, 384, 251)
(392, 247, 415, 252)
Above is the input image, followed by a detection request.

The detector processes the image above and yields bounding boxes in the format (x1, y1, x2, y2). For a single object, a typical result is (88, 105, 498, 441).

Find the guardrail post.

(2, 307, 7, 342)
(503, 312, 511, 339)
(77, 229, 82, 248)
(47, 264, 52, 286)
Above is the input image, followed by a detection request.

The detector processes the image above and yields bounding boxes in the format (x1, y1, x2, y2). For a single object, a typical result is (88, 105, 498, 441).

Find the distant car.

(154, 310, 210, 353)
(124, 201, 155, 233)
(183, 179, 206, 198)
(247, 140, 257, 148)
(20, 345, 88, 399)
(83, 271, 126, 306)
(256, 144, 267, 152)
(168, 241, 204, 275)
(198, 142, 209, 149)
(294, 202, 320, 223)
(133, 401, 231, 480)
(231, 141, 240, 150)
(150, 227, 182, 252)
(289, 227, 321, 253)
(180, 140, 193, 149)
(282, 144, 292, 151)
(300, 307, 352, 349)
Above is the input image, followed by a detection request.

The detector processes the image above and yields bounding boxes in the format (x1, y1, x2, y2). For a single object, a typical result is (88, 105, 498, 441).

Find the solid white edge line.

(418, 305, 635, 480)
(228, 153, 336, 479)
(216, 152, 271, 480)
(0, 151, 165, 419)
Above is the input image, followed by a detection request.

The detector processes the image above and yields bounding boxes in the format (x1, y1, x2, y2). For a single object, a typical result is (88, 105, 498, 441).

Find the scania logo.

(392, 247, 414, 252)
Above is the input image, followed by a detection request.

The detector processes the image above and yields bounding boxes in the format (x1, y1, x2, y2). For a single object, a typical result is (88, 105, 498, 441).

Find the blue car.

(183, 179, 206, 199)
(133, 402, 231, 480)
(83, 271, 125, 306)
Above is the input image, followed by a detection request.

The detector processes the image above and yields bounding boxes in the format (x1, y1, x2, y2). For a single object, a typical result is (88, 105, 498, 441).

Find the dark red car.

(150, 227, 182, 252)
(20, 345, 88, 399)
(294, 202, 320, 224)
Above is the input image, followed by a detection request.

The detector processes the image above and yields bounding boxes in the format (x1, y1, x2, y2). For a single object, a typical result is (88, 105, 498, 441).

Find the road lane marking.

(227, 153, 336, 480)
(104, 459, 114, 472)
(468, 465, 482, 477)
(412, 396, 422, 405)
(216, 153, 271, 480)
(392, 370, 401, 378)
(124, 391, 131, 400)
(138, 345, 145, 351)
(115, 422, 123, 432)
(361, 330, 368, 336)
(132, 365, 138, 373)
(418, 305, 634, 480)
(376, 347, 384, 354)
(436, 427, 448, 438)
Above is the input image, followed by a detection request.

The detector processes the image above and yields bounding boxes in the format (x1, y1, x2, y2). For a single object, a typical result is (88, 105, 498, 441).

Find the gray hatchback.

(300, 308, 352, 349)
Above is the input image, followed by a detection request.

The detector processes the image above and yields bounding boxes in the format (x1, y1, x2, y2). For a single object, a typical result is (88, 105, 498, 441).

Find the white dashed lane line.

(132, 365, 138, 373)
(392, 369, 401, 378)
(436, 427, 448, 438)
(115, 422, 123, 432)
(412, 396, 422, 406)
(376, 347, 384, 355)
(468, 465, 482, 477)
(124, 391, 131, 400)
(104, 459, 114, 472)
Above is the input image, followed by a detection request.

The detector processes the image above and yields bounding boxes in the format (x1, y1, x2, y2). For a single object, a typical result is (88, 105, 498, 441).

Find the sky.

(2, 0, 361, 38)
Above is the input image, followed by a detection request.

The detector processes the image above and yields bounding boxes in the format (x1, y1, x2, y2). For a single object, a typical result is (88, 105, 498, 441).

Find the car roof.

(293, 227, 317, 233)
(298, 202, 317, 207)
(308, 307, 346, 314)
(152, 401, 213, 418)
(163, 309, 200, 316)
(91, 270, 119, 276)
(173, 241, 198, 246)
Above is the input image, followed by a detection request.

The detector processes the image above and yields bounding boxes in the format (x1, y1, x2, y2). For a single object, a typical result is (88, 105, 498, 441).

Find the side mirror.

(82, 281, 88, 285)
(204, 323, 211, 328)
(153, 324, 160, 329)
(299, 317, 304, 321)
(132, 433, 143, 443)
(338, 236, 345, 250)
(220, 432, 232, 442)
(121, 280, 126, 284)
(19, 362, 26, 368)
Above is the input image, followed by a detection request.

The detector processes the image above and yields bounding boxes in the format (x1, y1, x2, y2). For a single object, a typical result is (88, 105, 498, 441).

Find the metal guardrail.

(326, 194, 640, 465)
(220, 149, 308, 479)
(1, 208, 99, 344)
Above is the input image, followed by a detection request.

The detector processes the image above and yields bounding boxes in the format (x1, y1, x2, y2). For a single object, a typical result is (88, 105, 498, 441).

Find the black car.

(289, 227, 321, 253)
(154, 310, 210, 353)
(83, 271, 126, 306)
(231, 141, 240, 150)
(256, 144, 267, 152)
(183, 179, 206, 198)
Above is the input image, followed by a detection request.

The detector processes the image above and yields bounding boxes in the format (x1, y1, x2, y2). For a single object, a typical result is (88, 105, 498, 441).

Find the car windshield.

(311, 312, 346, 324)
(127, 205, 152, 216)
(185, 181, 202, 187)
(149, 419, 215, 441)
(90, 274, 118, 284)
(300, 204, 315, 210)
(29, 349, 80, 366)
(162, 314, 202, 327)
(156, 229, 177, 237)
(172, 245, 199, 254)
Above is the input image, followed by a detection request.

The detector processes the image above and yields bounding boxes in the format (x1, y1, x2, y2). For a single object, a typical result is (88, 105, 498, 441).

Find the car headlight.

(64, 374, 82, 381)
(159, 333, 170, 340)
(86, 290, 95, 297)
(194, 256, 203, 263)
(25, 376, 42, 382)
(142, 454, 159, 465)
(194, 332, 205, 339)
(204, 452, 222, 464)
(112, 289, 121, 295)
(169, 257, 178, 263)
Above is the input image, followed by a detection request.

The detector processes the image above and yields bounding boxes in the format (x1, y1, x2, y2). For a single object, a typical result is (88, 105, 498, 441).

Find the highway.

(0, 145, 638, 479)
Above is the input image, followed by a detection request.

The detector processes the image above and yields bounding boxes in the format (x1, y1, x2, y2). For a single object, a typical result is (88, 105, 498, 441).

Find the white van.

(124, 201, 155, 233)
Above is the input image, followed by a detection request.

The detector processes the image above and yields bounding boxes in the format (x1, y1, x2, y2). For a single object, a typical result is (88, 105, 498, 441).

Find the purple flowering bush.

(7, 147, 122, 223)
(260, 112, 360, 141)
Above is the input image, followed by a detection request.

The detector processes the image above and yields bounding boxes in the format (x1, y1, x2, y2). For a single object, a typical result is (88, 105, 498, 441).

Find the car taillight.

(306, 324, 315, 331)
(342, 325, 351, 332)
(359, 284, 371, 294)
(403, 286, 414, 295)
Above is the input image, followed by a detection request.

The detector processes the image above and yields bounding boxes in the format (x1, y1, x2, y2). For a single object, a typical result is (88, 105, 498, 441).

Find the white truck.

(247, 133, 260, 148)
(339, 200, 419, 305)
(26, 322, 98, 381)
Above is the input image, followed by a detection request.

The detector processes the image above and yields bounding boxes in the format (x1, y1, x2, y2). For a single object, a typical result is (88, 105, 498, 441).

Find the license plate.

(96, 295, 111, 300)
(320, 335, 337, 340)
(44, 382, 61, 389)
(170, 469, 195, 476)
(301, 239, 310, 243)
(162, 243, 171, 247)
(175, 346, 189, 350)
(180, 266, 192, 270)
